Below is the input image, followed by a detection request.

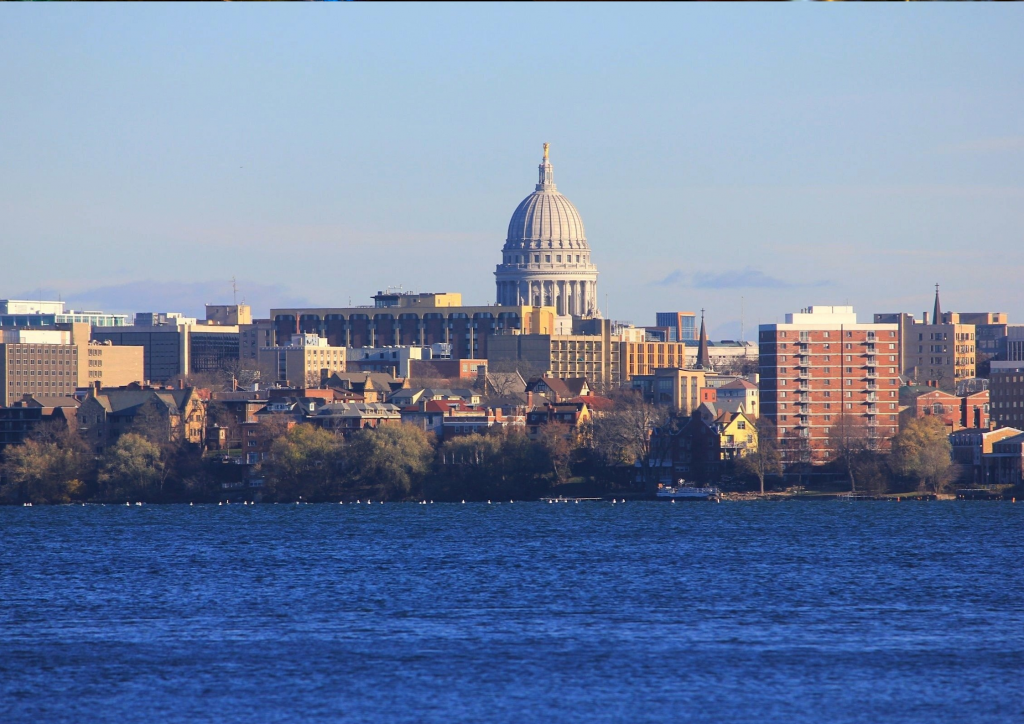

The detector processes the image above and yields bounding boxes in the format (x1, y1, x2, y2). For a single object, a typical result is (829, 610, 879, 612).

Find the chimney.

(178, 378, 184, 389)
(93, 380, 101, 392)
(526, 390, 534, 408)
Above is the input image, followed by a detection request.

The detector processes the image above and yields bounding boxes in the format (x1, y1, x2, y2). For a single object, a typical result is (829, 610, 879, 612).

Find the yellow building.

(715, 410, 758, 460)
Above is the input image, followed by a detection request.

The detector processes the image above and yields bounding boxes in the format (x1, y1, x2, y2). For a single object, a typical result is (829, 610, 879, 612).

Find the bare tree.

(827, 413, 874, 492)
(738, 417, 782, 495)
(592, 391, 667, 489)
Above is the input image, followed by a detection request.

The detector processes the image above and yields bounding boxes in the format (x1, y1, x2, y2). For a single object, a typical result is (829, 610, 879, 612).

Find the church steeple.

(932, 283, 942, 325)
(536, 142, 556, 191)
(696, 309, 711, 370)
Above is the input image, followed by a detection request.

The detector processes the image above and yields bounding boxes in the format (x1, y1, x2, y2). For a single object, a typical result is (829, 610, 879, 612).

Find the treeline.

(745, 415, 959, 495)
(0, 421, 625, 505)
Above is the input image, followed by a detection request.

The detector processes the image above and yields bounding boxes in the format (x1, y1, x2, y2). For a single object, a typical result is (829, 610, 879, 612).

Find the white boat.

(656, 481, 720, 501)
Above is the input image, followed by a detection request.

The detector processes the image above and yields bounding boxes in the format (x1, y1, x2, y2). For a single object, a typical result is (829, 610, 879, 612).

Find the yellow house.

(715, 410, 758, 460)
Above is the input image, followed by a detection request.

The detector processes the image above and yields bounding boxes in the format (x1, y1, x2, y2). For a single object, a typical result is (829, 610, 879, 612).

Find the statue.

(543, 142, 549, 162)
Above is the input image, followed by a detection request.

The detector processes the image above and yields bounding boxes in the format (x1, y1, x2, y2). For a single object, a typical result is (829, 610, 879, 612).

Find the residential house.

(76, 383, 206, 452)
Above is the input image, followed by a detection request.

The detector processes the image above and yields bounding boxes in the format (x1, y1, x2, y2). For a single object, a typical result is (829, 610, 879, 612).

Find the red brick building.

(759, 306, 901, 465)
(912, 389, 990, 431)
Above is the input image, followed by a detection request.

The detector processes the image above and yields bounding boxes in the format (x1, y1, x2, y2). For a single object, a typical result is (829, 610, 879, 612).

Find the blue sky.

(1, 5, 1022, 339)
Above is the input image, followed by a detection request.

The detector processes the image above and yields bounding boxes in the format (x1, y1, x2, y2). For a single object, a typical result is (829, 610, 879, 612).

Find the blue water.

(1, 501, 1022, 724)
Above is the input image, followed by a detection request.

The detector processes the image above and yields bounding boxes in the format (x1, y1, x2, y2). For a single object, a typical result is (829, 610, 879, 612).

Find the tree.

(827, 413, 875, 492)
(262, 424, 346, 502)
(345, 425, 434, 501)
(430, 429, 551, 501)
(737, 418, 782, 495)
(97, 433, 164, 502)
(892, 416, 952, 493)
(0, 437, 86, 505)
(537, 421, 576, 486)
(591, 391, 667, 490)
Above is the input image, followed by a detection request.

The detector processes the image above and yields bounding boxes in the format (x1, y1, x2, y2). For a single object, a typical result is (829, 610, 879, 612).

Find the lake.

(1, 501, 1022, 723)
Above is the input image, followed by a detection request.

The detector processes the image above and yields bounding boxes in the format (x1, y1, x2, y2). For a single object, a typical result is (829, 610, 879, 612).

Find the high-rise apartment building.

(759, 306, 901, 464)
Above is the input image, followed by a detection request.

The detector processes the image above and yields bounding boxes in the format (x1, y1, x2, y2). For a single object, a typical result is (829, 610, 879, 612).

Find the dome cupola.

(495, 144, 599, 318)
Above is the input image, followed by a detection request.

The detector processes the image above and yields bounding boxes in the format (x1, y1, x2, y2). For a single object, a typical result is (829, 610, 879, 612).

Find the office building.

(257, 333, 347, 387)
(0, 324, 144, 406)
(271, 291, 555, 362)
(656, 312, 697, 342)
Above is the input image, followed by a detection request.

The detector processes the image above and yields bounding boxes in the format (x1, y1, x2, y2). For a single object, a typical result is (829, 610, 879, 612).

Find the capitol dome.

(495, 144, 599, 318)
(506, 183, 587, 248)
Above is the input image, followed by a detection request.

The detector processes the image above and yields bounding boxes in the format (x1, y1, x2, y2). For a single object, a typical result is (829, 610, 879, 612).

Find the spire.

(932, 283, 942, 325)
(536, 142, 556, 191)
(696, 309, 711, 370)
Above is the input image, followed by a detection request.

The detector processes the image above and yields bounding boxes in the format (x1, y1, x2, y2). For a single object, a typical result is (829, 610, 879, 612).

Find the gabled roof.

(568, 395, 614, 411)
(21, 394, 80, 409)
(719, 379, 757, 391)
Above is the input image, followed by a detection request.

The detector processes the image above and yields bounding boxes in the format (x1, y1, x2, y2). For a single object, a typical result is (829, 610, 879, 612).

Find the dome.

(506, 191, 587, 247)
(504, 145, 588, 249)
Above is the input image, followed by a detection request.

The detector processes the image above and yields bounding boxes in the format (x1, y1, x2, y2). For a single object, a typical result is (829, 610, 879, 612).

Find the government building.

(494, 144, 599, 319)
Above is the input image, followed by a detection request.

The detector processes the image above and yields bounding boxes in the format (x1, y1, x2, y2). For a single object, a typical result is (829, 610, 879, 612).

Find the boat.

(656, 480, 720, 501)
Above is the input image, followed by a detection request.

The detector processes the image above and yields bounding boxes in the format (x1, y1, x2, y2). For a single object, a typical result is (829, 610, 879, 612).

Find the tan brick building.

(0, 324, 144, 406)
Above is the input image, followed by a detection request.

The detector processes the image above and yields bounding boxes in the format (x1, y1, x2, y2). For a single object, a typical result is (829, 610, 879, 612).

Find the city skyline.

(2, 6, 1023, 336)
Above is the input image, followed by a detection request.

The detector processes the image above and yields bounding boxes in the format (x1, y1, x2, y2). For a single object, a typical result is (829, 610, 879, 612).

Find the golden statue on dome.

(543, 142, 549, 162)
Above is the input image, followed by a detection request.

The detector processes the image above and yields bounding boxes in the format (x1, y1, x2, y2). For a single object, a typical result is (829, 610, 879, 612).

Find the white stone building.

(494, 144, 599, 319)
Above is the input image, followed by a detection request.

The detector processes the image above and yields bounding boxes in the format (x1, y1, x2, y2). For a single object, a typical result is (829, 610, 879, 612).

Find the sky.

(1, 5, 1022, 340)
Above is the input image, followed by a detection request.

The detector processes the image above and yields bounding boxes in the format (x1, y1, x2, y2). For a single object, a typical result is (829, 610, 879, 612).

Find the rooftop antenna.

(231, 277, 238, 305)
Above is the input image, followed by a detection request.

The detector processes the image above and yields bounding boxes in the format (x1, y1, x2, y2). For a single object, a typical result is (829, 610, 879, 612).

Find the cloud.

(653, 270, 687, 287)
(12, 280, 311, 319)
(655, 268, 828, 290)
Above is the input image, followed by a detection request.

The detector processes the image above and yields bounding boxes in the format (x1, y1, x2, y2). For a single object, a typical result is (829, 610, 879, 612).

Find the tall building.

(494, 144, 599, 318)
(92, 307, 242, 382)
(759, 306, 901, 464)
(271, 292, 555, 362)
(875, 286, 977, 392)
(656, 312, 697, 342)
(487, 319, 685, 388)
(0, 324, 144, 406)
(257, 333, 347, 387)
(989, 362, 1024, 428)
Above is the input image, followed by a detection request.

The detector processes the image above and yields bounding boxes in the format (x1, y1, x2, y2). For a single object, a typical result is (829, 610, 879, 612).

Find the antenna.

(231, 277, 238, 305)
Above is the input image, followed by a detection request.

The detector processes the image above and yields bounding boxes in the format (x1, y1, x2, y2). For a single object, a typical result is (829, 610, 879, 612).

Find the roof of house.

(718, 379, 757, 391)
(85, 388, 197, 417)
(568, 395, 614, 412)
(19, 394, 81, 409)
(316, 402, 401, 418)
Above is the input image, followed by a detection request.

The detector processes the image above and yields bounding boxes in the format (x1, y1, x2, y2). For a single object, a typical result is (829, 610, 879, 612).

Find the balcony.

(798, 370, 812, 380)
(866, 394, 878, 402)
(798, 395, 811, 403)
(865, 371, 878, 379)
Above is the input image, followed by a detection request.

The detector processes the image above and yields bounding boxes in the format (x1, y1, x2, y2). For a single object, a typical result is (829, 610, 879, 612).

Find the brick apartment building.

(760, 306, 901, 464)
